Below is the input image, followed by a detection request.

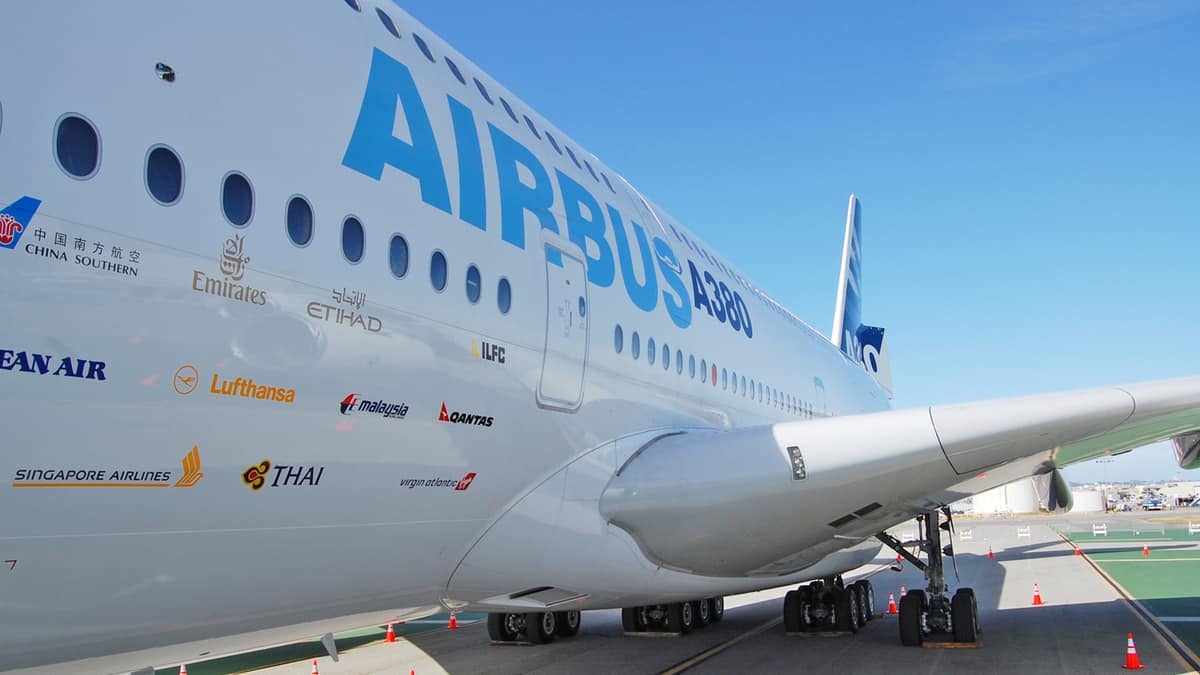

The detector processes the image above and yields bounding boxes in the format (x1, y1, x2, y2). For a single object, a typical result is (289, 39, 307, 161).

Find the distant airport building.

(971, 478, 1040, 515)
(1070, 489, 1107, 513)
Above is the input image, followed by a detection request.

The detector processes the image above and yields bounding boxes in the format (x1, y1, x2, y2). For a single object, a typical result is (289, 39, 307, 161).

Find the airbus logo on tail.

(0, 197, 41, 249)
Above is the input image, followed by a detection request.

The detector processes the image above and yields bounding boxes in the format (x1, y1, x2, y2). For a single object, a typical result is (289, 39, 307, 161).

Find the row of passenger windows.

(612, 325, 820, 418)
(49, 113, 513, 315)
(346, 0, 617, 194)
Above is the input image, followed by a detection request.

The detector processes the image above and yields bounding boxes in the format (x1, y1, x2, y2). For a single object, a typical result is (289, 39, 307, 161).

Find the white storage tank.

(972, 478, 1041, 516)
(1071, 489, 1107, 513)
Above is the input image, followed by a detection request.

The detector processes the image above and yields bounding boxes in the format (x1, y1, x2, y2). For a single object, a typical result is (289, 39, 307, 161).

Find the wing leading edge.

(599, 376, 1200, 577)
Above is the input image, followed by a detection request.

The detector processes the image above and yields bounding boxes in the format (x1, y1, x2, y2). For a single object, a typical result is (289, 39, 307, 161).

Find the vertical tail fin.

(831, 195, 893, 398)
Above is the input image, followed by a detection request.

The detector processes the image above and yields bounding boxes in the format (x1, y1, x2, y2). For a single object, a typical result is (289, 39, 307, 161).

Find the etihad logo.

(471, 339, 505, 364)
(242, 459, 325, 491)
(0, 197, 40, 249)
(339, 393, 407, 420)
(1, 348, 107, 381)
(12, 446, 204, 488)
(398, 472, 477, 491)
(308, 287, 382, 333)
(173, 365, 296, 404)
(192, 235, 267, 305)
(438, 402, 494, 427)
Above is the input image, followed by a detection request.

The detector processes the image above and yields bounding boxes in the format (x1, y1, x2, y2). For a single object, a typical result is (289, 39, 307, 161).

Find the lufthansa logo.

(174, 364, 199, 395)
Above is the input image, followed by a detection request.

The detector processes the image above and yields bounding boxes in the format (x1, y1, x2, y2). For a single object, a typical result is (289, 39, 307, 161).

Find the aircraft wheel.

(694, 599, 711, 626)
(488, 612, 521, 641)
(708, 597, 725, 622)
(524, 611, 557, 643)
(783, 590, 803, 633)
(555, 610, 581, 637)
(898, 593, 923, 646)
(664, 602, 694, 634)
(834, 587, 860, 633)
(952, 589, 979, 643)
(855, 579, 875, 620)
(621, 606, 643, 632)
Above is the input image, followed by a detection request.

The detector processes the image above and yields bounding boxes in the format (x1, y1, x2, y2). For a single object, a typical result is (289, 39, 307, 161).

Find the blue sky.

(399, 1, 1199, 482)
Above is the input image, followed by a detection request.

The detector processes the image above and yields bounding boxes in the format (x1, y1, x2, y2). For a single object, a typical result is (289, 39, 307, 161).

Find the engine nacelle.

(1174, 432, 1200, 470)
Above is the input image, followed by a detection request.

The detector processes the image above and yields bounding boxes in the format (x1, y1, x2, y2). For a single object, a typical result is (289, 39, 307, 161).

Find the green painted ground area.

(153, 613, 485, 675)
(1065, 529, 1200, 662)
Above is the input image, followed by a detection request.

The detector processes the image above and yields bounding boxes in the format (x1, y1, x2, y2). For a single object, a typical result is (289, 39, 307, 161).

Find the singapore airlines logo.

(191, 234, 268, 305)
(175, 445, 205, 487)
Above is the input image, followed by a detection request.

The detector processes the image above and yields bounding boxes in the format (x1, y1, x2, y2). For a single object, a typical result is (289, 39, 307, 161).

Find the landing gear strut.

(877, 508, 980, 646)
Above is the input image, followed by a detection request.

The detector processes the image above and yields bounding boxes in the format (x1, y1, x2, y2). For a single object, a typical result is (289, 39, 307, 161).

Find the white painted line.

(1099, 558, 1200, 563)
(1158, 617, 1200, 623)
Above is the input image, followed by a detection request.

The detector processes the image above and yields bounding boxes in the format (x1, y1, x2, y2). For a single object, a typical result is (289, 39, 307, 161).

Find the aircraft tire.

(524, 611, 556, 644)
(951, 589, 979, 643)
(708, 597, 724, 622)
(898, 594, 923, 646)
(783, 590, 803, 633)
(663, 602, 694, 634)
(855, 579, 875, 620)
(621, 607, 642, 632)
(487, 613, 520, 641)
(555, 610, 581, 637)
(833, 587, 860, 633)
(694, 600, 711, 626)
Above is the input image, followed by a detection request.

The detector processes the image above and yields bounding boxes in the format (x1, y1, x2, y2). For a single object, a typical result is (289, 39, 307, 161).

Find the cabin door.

(537, 238, 588, 411)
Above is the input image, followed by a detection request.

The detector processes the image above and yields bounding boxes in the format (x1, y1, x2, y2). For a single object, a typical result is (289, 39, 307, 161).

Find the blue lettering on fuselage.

(341, 48, 757, 338)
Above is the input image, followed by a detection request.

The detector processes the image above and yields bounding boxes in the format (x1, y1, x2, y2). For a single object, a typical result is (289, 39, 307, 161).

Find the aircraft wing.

(599, 377, 1200, 577)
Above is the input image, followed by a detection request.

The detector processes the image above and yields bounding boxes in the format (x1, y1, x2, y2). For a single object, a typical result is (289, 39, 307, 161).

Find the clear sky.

(398, 1, 1200, 483)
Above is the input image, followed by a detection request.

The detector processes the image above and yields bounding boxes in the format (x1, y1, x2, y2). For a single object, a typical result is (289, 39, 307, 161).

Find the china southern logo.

(0, 197, 41, 249)
(438, 402, 494, 427)
(339, 393, 408, 420)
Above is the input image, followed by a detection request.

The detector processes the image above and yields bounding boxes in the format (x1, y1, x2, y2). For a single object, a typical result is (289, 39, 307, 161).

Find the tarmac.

(160, 512, 1200, 674)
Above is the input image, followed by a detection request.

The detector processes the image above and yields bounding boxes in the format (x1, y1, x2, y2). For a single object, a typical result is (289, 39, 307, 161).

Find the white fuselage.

(0, 2, 889, 669)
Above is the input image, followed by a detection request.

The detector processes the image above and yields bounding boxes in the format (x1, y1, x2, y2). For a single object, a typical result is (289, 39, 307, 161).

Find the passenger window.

(497, 277, 512, 314)
(221, 172, 253, 227)
(631, 332, 640, 360)
(647, 338, 656, 365)
(445, 57, 466, 85)
(465, 264, 481, 304)
(474, 78, 494, 104)
(430, 250, 447, 291)
(689, 354, 696, 378)
(614, 324, 623, 354)
(285, 196, 314, 247)
(523, 115, 542, 140)
(412, 33, 436, 62)
(388, 234, 409, 278)
(145, 145, 183, 205)
(741, 376, 746, 396)
(676, 349, 683, 375)
(55, 114, 100, 179)
(341, 216, 364, 264)
(721, 368, 728, 390)
(662, 343, 670, 370)
(731, 371, 737, 394)
(565, 146, 582, 169)
(375, 8, 400, 38)
(700, 359, 706, 381)
(499, 97, 519, 124)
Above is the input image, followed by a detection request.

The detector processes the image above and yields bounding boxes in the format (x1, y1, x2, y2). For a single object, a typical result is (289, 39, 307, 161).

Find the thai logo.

(242, 460, 271, 490)
(0, 197, 40, 249)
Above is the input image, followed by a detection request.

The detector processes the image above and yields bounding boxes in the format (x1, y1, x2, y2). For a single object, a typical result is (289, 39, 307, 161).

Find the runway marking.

(1099, 558, 1200, 562)
(1061, 533, 1200, 673)
(1159, 617, 1200, 623)
(658, 615, 783, 675)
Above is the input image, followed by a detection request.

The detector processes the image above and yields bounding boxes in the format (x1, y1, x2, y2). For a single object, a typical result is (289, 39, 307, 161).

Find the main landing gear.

(782, 575, 875, 634)
(487, 610, 581, 644)
(876, 508, 981, 646)
(621, 598, 724, 635)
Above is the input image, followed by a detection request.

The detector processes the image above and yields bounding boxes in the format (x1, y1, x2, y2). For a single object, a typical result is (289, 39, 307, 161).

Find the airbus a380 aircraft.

(1, 2, 1198, 672)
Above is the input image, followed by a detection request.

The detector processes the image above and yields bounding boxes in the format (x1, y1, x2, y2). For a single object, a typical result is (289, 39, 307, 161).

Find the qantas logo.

(339, 393, 408, 419)
(438, 402, 494, 427)
(0, 197, 40, 249)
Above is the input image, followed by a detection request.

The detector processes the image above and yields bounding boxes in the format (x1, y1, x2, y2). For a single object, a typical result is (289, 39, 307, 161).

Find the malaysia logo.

(438, 402, 494, 427)
(340, 393, 407, 419)
(0, 197, 41, 249)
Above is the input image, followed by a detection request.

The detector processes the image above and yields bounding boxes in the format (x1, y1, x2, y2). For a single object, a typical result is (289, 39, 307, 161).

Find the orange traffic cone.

(887, 592, 899, 614)
(900, 584, 907, 597)
(386, 622, 396, 642)
(448, 612, 458, 629)
(1123, 632, 1145, 669)
(1032, 582, 1044, 606)
(988, 545, 995, 559)
(179, 666, 188, 675)
(1142, 544, 1150, 557)
(311, 659, 320, 675)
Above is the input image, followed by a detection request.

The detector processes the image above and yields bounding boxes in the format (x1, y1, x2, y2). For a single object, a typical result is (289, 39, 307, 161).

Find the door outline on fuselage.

(536, 235, 589, 412)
